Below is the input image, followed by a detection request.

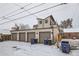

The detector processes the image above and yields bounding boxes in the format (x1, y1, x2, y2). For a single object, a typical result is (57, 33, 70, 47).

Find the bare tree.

(11, 23, 30, 30)
(60, 18, 73, 28)
(19, 24, 30, 30)
(11, 23, 19, 30)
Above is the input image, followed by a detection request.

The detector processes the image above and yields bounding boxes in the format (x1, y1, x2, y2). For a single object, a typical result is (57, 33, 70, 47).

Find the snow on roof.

(64, 28, 79, 32)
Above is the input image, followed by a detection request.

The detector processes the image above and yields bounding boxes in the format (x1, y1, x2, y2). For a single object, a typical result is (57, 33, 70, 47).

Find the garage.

(39, 32, 51, 43)
(27, 32, 35, 42)
(19, 32, 26, 41)
(11, 33, 17, 41)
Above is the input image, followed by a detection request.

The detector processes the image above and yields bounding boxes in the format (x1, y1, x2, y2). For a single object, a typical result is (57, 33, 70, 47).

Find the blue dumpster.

(31, 38, 35, 44)
(44, 38, 48, 45)
(31, 38, 38, 44)
(61, 41, 70, 53)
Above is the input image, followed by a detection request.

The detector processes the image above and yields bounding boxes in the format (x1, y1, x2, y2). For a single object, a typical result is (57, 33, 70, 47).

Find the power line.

(0, 3, 45, 23)
(0, 3, 67, 25)
(0, 3, 32, 21)
(1, 3, 45, 20)
(15, 3, 32, 9)
(13, 3, 32, 10)
(15, 3, 38, 18)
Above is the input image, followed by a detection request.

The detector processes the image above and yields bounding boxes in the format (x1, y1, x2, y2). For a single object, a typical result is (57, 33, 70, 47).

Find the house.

(1, 34, 11, 41)
(0, 33, 11, 41)
(36, 15, 57, 29)
(10, 15, 60, 43)
(63, 28, 79, 39)
(0, 30, 11, 41)
(0, 33, 2, 40)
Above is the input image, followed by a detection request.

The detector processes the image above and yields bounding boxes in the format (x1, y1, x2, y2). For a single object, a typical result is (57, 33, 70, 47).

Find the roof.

(37, 15, 57, 24)
(37, 18, 44, 20)
(37, 15, 55, 20)
(64, 28, 79, 32)
(10, 27, 53, 32)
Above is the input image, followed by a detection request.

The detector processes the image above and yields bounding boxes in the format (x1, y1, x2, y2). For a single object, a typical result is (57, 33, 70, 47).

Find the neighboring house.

(0, 33, 2, 40)
(10, 15, 60, 43)
(1, 34, 11, 41)
(63, 28, 79, 39)
(0, 30, 11, 41)
(0, 33, 11, 41)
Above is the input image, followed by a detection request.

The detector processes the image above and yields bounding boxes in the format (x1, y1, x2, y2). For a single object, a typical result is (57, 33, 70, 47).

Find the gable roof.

(37, 15, 57, 24)
(49, 15, 56, 22)
(48, 15, 57, 24)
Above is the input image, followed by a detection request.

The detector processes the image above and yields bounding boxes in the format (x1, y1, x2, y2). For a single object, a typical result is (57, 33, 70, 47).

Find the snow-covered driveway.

(0, 41, 79, 56)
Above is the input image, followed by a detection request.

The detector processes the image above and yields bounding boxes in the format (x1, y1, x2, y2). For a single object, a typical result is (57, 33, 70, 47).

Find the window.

(39, 21, 42, 24)
(45, 20, 48, 23)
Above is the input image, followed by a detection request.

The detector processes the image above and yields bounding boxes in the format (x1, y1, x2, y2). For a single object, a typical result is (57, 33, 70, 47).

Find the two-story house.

(33, 15, 57, 29)
(10, 15, 59, 43)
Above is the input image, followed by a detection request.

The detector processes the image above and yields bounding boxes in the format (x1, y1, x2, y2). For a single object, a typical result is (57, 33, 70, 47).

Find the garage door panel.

(19, 32, 25, 41)
(27, 32, 35, 42)
(39, 32, 51, 43)
(12, 33, 17, 41)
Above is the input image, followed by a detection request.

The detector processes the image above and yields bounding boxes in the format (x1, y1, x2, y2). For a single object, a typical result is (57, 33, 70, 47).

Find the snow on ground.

(0, 41, 79, 56)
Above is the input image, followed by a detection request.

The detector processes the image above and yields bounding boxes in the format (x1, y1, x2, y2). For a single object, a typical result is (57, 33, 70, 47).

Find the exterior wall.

(25, 32, 27, 41)
(37, 18, 44, 28)
(53, 26, 59, 42)
(17, 32, 19, 41)
(35, 30, 39, 42)
(63, 32, 79, 39)
(43, 17, 51, 28)
(37, 17, 51, 28)
(16, 33, 18, 40)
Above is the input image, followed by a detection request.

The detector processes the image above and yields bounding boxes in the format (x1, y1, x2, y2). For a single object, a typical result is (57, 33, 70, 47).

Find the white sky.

(0, 3, 79, 33)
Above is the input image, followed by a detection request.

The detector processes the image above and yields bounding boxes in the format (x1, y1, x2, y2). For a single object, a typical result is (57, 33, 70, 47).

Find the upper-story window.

(39, 21, 42, 24)
(45, 20, 48, 23)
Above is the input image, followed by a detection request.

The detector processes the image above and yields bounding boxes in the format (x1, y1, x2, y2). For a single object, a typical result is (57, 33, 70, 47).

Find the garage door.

(39, 32, 51, 43)
(27, 32, 35, 42)
(11, 33, 17, 41)
(19, 32, 25, 41)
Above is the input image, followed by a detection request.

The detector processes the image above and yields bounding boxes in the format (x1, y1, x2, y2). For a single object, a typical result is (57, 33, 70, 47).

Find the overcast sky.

(0, 3, 79, 33)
